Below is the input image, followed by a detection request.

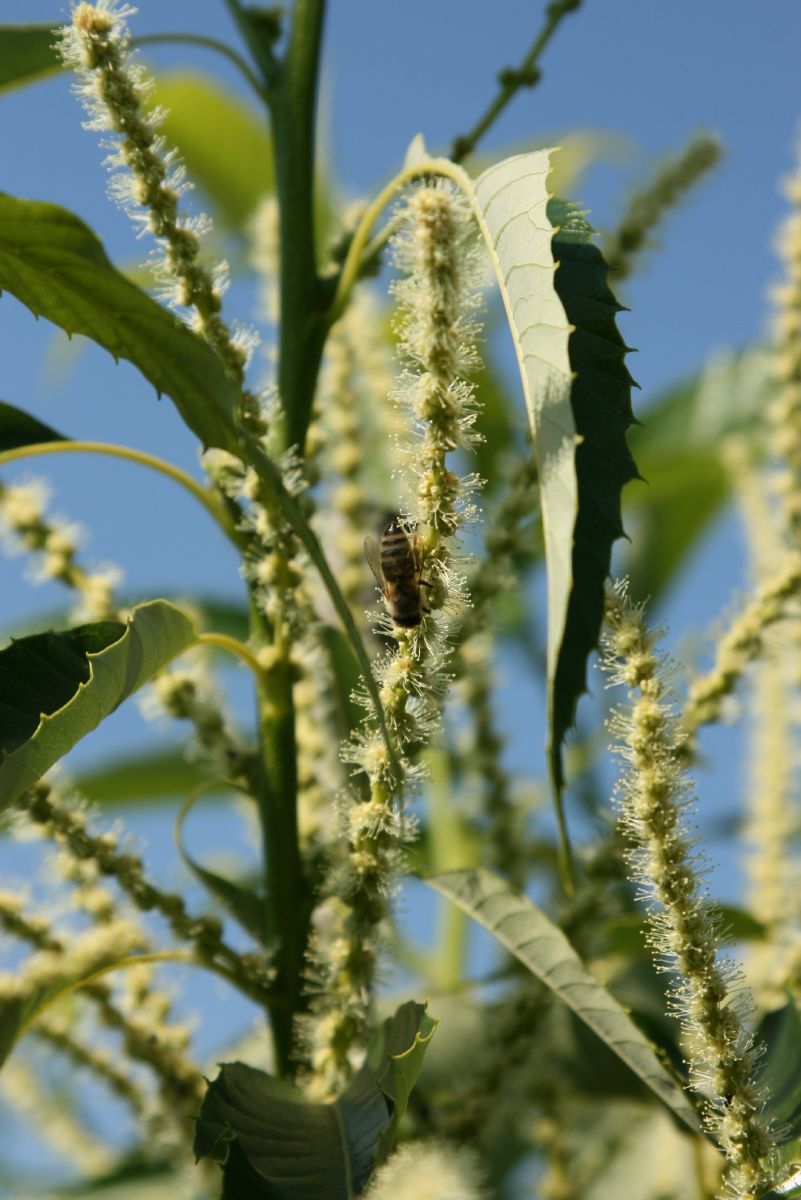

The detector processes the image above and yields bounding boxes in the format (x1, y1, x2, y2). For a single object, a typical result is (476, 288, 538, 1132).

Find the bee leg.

(422, 605, 432, 615)
(421, 578, 433, 589)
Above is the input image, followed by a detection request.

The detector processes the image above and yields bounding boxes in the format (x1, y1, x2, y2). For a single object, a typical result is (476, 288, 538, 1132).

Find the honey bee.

(364, 517, 431, 628)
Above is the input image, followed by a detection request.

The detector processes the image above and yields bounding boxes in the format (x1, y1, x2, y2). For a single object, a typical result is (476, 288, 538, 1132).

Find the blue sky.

(0, 0, 800, 1176)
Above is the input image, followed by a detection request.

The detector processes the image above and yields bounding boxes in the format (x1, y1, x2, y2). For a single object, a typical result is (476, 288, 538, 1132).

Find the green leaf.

(151, 73, 274, 229)
(758, 999, 801, 1146)
(605, 906, 766, 957)
(0, 600, 197, 811)
(0, 199, 394, 772)
(0, 398, 65, 451)
(547, 198, 638, 794)
(470, 150, 576, 860)
(175, 792, 267, 944)
(0, 195, 240, 453)
(626, 348, 774, 604)
(470, 329, 516, 497)
(76, 745, 211, 806)
(195, 1001, 436, 1199)
(319, 625, 364, 742)
(0, 24, 59, 92)
(426, 868, 699, 1134)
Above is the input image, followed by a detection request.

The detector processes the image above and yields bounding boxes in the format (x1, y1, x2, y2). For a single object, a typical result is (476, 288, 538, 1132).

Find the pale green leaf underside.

(0, 600, 197, 811)
(427, 868, 699, 1134)
(472, 151, 575, 697)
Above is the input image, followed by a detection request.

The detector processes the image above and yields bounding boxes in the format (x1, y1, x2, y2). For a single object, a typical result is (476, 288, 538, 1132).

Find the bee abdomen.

(380, 530, 415, 581)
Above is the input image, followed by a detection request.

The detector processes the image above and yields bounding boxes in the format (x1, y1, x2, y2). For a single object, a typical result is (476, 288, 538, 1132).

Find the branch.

(450, 0, 583, 163)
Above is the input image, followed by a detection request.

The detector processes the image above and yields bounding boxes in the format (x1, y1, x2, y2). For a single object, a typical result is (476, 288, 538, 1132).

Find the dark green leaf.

(0, 398, 65, 451)
(0, 195, 240, 453)
(426, 868, 699, 1133)
(758, 999, 801, 1145)
(0, 25, 59, 92)
(152, 73, 274, 229)
(194, 1001, 436, 1198)
(547, 198, 639, 796)
(0, 600, 197, 811)
(175, 792, 267, 944)
(470, 151, 577, 874)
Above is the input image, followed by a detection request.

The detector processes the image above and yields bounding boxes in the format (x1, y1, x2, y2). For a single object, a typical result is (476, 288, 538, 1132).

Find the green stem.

(0, 441, 244, 549)
(132, 33, 266, 100)
(428, 752, 473, 989)
(248, 594, 307, 1078)
(272, 0, 329, 449)
(196, 630, 264, 681)
(222, 0, 281, 91)
(449, 0, 582, 163)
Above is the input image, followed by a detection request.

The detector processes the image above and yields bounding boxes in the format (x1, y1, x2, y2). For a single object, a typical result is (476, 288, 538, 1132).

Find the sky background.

(0, 0, 800, 1183)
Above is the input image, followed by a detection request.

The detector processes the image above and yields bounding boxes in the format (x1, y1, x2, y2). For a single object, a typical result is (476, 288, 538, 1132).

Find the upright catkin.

(305, 182, 484, 1096)
(602, 582, 777, 1200)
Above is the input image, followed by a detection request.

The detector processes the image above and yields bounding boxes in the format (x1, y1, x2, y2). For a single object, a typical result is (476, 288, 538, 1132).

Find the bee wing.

(363, 536, 386, 592)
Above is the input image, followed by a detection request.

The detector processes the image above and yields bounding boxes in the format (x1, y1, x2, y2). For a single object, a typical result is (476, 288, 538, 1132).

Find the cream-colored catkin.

(602, 582, 777, 1200)
(0, 889, 203, 1122)
(305, 182, 484, 1097)
(724, 443, 801, 1001)
(769, 146, 801, 545)
(15, 783, 271, 1004)
(681, 149, 801, 749)
(0, 1058, 115, 1176)
(60, 2, 264, 435)
(33, 1015, 150, 1118)
(0, 478, 121, 621)
(681, 554, 801, 746)
(366, 1141, 486, 1200)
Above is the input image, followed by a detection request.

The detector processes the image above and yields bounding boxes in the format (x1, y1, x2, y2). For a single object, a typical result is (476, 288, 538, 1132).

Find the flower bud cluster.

(602, 582, 777, 1198)
(0, 478, 121, 621)
(141, 656, 254, 787)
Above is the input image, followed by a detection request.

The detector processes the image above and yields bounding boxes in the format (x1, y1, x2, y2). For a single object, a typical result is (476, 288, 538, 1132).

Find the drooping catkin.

(0, 1058, 115, 1176)
(0, 860, 203, 1124)
(602, 582, 777, 1200)
(0, 478, 121, 621)
(304, 182, 484, 1096)
(14, 783, 271, 1004)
